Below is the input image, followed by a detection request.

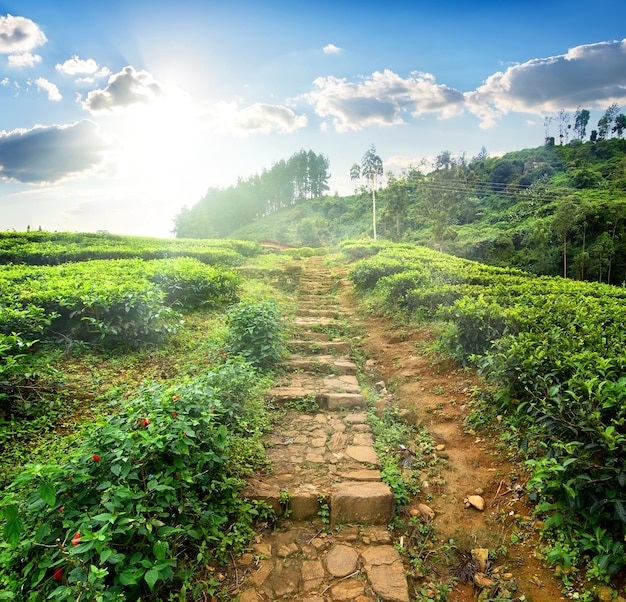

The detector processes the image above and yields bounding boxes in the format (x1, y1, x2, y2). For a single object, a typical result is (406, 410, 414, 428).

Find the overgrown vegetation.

(343, 239, 626, 588)
(0, 237, 289, 600)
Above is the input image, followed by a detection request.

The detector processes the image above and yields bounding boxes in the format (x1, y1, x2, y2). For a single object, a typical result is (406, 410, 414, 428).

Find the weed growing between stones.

(283, 393, 320, 414)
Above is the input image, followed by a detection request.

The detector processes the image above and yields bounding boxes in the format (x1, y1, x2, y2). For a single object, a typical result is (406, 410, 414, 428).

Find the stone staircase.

(237, 256, 410, 602)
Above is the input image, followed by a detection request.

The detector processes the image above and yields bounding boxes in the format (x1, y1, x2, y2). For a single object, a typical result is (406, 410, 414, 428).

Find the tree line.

(545, 104, 626, 145)
(174, 149, 330, 238)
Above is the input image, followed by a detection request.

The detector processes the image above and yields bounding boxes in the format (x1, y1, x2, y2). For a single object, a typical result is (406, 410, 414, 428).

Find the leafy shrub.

(349, 256, 411, 290)
(0, 304, 52, 339)
(0, 361, 272, 600)
(147, 258, 241, 309)
(225, 300, 286, 369)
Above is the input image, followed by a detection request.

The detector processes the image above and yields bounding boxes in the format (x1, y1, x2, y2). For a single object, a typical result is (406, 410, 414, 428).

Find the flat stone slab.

(294, 317, 341, 328)
(296, 309, 340, 318)
(323, 374, 360, 392)
(338, 469, 382, 482)
(325, 544, 359, 577)
(361, 546, 410, 602)
(344, 412, 368, 424)
(346, 445, 381, 465)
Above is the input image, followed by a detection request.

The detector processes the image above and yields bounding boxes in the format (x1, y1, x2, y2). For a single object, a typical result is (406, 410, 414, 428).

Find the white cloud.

(385, 154, 429, 176)
(56, 55, 111, 79)
(323, 43, 342, 55)
(203, 101, 308, 136)
(303, 69, 464, 132)
(8, 52, 41, 67)
(465, 39, 626, 128)
(34, 77, 62, 101)
(81, 66, 164, 114)
(0, 14, 47, 54)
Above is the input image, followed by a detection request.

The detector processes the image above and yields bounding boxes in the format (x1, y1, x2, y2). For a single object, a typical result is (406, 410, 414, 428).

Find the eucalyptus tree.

(350, 145, 383, 240)
(574, 108, 590, 141)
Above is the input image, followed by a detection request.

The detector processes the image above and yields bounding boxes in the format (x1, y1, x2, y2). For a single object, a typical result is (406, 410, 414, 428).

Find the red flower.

(92, 454, 100, 462)
(141, 418, 150, 427)
(53, 567, 64, 581)
(205, 360, 210, 365)
(172, 411, 177, 417)
(71, 532, 81, 546)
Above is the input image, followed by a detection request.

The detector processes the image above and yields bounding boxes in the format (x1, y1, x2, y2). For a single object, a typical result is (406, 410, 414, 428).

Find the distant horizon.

(1, 1, 625, 237)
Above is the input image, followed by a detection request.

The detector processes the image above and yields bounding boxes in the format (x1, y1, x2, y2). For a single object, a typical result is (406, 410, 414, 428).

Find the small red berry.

(141, 418, 150, 427)
(92, 454, 100, 462)
(71, 532, 80, 546)
(53, 567, 64, 581)
(172, 411, 177, 417)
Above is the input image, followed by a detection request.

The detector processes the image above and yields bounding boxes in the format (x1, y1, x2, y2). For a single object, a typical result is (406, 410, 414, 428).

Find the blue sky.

(1, 0, 625, 237)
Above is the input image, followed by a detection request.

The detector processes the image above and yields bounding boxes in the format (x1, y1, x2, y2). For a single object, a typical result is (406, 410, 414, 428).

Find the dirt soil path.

(226, 254, 566, 602)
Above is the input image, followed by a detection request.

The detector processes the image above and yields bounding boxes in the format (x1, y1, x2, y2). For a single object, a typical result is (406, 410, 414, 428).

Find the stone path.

(237, 256, 410, 602)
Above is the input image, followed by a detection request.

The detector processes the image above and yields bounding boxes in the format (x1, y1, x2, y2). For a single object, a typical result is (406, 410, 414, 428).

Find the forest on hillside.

(174, 106, 626, 285)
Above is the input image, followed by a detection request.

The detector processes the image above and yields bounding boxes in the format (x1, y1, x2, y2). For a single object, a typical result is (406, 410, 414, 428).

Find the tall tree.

(381, 175, 410, 240)
(574, 107, 590, 141)
(558, 109, 571, 145)
(350, 145, 383, 240)
(598, 104, 620, 140)
(613, 114, 626, 138)
(553, 199, 579, 278)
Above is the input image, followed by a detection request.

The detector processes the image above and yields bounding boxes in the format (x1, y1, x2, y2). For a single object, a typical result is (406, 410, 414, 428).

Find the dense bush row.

(0, 231, 261, 266)
(344, 240, 626, 579)
(0, 258, 241, 416)
(1, 258, 241, 347)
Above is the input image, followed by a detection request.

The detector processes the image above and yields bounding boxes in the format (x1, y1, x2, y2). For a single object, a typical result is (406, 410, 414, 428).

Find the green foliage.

(0, 258, 241, 349)
(147, 257, 241, 309)
(367, 405, 426, 506)
(0, 358, 273, 601)
(0, 231, 259, 266)
(173, 149, 330, 238)
(348, 240, 626, 580)
(225, 300, 287, 369)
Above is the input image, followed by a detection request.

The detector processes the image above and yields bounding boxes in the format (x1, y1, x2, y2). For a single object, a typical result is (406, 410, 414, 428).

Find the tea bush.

(0, 231, 261, 266)
(345, 240, 626, 579)
(225, 300, 287, 369)
(0, 358, 273, 601)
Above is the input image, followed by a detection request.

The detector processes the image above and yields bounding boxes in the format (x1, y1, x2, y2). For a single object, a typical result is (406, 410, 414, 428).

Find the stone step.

(266, 389, 366, 410)
(295, 308, 340, 318)
(291, 331, 331, 341)
(331, 481, 395, 525)
(284, 356, 357, 375)
(288, 340, 351, 355)
(242, 481, 394, 525)
(294, 316, 342, 329)
(326, 393, 367, 409)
